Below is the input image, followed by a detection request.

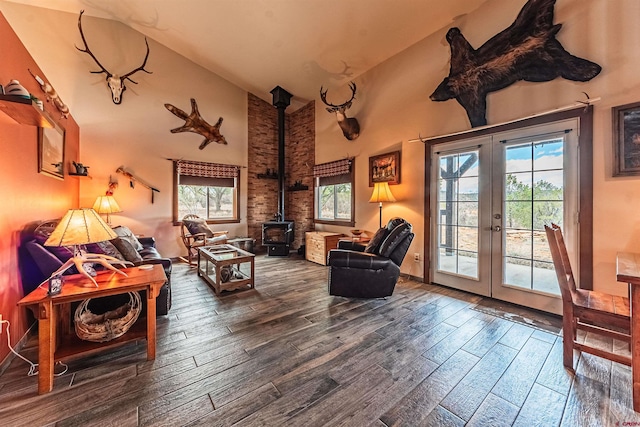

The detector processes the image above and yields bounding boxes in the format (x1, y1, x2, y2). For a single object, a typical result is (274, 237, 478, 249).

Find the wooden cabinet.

(305, 231, 343, 265)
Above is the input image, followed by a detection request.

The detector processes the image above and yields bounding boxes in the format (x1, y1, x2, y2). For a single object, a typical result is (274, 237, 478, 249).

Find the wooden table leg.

(250, 257, 255, 289)
(632, 283, 640, 412)
(37, 300, 55, 394)
(214, 264, 221, 295)
(146, 286, 157, 361)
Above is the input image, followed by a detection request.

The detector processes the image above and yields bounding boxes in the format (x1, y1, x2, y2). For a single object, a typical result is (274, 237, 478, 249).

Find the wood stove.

(262, 221, 295, 256)
(261, 86, 295, 256)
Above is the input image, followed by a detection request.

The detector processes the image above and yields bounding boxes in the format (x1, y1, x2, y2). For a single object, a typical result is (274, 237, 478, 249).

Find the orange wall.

(0, 12, 79, 365)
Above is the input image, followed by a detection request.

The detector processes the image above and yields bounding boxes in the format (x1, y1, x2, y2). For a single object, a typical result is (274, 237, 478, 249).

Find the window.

(173, 160, 240, 224)
(313, 158, 354, 226)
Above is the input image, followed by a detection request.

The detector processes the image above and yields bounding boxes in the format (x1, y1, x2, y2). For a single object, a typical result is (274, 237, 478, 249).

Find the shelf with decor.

(68, 173, 92, 179)
(0, 94, 54, 127)
(288, 184, 309, 191)
(257, 173, 278, 179)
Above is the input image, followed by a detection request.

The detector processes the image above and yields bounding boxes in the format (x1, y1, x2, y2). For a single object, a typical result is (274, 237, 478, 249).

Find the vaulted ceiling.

(6, 0, 489, 109)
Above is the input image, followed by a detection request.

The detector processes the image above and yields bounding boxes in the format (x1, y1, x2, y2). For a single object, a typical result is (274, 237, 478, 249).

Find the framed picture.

(38, 125, 65, 179)
(369, 150, 401, 186)
(613, 102, 640, 176)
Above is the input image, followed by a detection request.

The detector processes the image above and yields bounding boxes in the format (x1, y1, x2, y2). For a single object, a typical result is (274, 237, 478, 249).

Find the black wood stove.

(261, 86, 295, 256)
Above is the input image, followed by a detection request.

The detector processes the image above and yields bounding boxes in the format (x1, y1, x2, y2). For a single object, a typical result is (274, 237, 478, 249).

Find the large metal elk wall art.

(320, 82, 360, 141)
(76, 10, 152, 104)
(429, 0, 601, 128)
(165, 98, 228, 149)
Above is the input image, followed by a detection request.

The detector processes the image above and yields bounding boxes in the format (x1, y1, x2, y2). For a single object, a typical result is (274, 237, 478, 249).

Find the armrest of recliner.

(337, 241, 366, 251)
(327, 249, 394, 270)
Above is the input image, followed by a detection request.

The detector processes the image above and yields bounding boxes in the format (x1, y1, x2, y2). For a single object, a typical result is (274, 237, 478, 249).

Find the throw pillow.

(112, 225, 144, 251)
(34, 224, 75, 262)
(96, 240, 126, 262)
(112, 237, 143, 263)
(364, 227, 390, 254)
(183, 217, 214, 239)
(84, 243, 106, 255)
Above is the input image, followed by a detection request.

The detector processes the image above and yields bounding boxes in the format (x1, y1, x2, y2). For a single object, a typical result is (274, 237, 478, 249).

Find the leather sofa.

(20, 221, 172, 316)
(327, 217, 414, 298)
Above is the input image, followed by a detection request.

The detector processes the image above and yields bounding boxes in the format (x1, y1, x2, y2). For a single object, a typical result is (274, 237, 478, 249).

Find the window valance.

(176, 160, 239, 178)
(313, 158, 352, 178)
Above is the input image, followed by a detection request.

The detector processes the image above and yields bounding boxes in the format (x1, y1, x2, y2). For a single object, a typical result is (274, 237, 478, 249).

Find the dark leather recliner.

(327, 217, 414, 298)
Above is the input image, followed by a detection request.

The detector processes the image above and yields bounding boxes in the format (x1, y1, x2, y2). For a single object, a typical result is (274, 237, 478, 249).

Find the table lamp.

(44, 208, 131, 286)
(369, 181, 396, 229)
(92, 195, 122, 225)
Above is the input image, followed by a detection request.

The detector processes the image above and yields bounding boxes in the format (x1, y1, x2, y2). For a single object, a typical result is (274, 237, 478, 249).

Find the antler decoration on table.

(115, 167, 160, 203)
(76, 10, 152, 104)
(164, 98, 228, 149)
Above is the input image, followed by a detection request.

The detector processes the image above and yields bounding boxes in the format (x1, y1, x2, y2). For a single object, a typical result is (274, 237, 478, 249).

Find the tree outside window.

(174, 160, 239, 223)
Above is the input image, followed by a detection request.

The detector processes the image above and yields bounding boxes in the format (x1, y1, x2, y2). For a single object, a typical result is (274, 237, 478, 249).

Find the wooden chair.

(544, 223, 631, 370)
(180, 214, 228, 265)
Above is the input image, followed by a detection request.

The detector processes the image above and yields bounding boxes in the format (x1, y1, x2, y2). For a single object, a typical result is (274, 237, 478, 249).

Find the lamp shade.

(369, 182, 396, 203)
(93, 195, 122, 214)
(44, 208, 117, 247)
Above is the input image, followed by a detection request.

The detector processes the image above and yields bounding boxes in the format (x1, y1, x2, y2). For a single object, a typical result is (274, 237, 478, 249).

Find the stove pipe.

(270, 86, 292, 221)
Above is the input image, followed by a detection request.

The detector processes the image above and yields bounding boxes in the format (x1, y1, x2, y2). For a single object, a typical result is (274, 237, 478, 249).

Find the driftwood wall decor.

(430, 0, 601, 128)
(164, 98, 228, 149)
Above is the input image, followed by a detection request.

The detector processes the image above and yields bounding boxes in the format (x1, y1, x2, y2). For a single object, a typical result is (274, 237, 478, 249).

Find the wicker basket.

(74, 292, 142, 342)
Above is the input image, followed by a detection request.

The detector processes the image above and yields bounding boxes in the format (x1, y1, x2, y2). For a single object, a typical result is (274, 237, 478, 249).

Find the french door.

(430, 119, 579, 314)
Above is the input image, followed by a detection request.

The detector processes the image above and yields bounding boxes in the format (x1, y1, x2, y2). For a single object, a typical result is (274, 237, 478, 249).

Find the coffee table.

(17, 264, 167, 394)
(197, 244, 255, 295)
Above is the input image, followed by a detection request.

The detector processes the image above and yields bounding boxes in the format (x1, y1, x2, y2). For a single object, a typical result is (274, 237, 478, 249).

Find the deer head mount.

(320, 82, 360, 141)
(165, 98, 228, 149)
(76, 10, 152, 104)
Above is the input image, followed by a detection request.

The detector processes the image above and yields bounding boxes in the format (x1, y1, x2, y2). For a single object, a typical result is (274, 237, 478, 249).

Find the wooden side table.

(17, 265, 166, 394)
(305, 232, 344, 265)
(339, 236, 371, 245)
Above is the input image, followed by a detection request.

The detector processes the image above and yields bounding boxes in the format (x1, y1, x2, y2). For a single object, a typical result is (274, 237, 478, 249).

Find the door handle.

(492, 226, 501, 232)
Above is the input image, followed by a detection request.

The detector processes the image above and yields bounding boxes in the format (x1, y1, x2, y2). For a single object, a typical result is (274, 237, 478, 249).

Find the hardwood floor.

(1, 254, 639, 426)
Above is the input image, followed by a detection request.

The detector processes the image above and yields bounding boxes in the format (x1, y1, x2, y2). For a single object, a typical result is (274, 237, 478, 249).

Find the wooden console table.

(18, 264, 167, 394)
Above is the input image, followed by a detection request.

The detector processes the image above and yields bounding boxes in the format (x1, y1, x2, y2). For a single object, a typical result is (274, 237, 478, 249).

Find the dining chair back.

(545, 223, 631, 370)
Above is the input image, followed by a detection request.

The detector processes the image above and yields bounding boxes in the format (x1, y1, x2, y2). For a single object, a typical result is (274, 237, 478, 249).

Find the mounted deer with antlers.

(320, 82, 360, 141)
(76, 10, 152, 104)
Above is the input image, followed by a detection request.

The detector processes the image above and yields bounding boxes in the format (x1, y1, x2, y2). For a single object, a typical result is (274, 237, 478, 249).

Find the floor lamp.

(369, 182, 396, 229)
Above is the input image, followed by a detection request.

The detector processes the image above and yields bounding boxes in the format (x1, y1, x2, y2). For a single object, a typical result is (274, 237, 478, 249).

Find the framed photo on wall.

(613, 101, 640, 176)
(38, 125, 65, 180)
(369, 150, 400, 186)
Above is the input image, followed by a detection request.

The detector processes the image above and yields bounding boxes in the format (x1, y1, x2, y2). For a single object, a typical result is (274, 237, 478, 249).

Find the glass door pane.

(436, 150, 480, 279)
(503, 138, 564, 295)
(431, 138, 491, 298)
